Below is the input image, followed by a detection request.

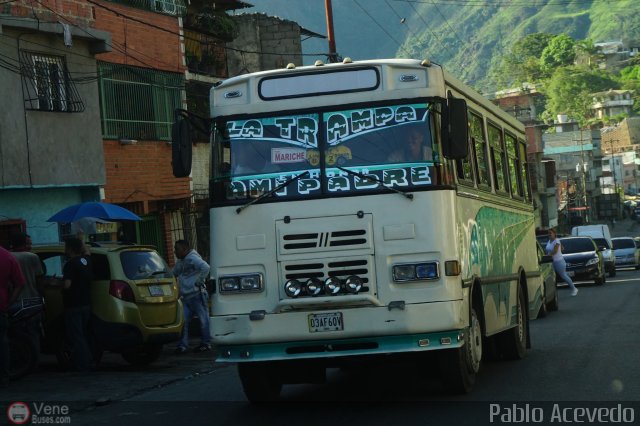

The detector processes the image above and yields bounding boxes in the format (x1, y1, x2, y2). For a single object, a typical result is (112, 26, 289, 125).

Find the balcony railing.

(106, 0, 187, 17)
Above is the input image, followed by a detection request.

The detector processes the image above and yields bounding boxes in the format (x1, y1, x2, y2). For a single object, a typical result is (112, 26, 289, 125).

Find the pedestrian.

(545, 229, 579, 297)
(10, 232, 44, 346)
(61, 237, 93, 371)
(0, 246, 26, 387)
(172, 240, 211, 354)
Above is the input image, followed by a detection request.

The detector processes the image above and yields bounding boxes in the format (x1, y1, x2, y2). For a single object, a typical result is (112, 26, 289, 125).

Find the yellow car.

(34, 243, 183, 367)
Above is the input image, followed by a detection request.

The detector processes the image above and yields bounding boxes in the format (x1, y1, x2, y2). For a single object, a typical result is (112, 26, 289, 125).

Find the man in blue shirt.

(173, 240, 211, 353)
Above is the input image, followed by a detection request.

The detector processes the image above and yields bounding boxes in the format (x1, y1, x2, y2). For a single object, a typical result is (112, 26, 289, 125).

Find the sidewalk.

(0, 337, 223, 407)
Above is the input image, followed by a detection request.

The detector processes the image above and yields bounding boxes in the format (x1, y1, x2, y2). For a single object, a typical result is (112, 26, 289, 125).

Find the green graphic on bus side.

(467, 206, 534, 321)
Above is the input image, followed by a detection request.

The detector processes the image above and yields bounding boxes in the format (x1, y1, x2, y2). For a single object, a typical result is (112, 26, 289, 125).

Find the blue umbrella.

(47, 202, 141, 223)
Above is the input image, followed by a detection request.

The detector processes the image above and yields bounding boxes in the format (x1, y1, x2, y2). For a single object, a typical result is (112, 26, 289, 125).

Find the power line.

(393, 0, 629, 7)
(352, 0, 413, 57)
(383, 0, 429, 49)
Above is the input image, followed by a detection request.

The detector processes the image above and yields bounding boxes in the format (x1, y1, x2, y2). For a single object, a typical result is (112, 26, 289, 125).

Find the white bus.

(172, 58, 544, 401)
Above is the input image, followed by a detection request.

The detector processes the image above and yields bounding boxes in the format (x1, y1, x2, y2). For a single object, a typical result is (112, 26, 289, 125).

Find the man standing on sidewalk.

(62, 237, 93, 371)
(173, 240, 211, 354)
(10, 232, 44, 349)
(0, 246, 25, 387)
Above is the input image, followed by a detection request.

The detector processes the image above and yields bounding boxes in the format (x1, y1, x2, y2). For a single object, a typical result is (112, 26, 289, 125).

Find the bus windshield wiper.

(337, 167, 413, 200)
(236, 171, 311, 214)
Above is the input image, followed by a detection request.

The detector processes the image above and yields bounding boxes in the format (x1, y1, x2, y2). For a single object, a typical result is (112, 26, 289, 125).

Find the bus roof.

(211, 58, 524, 133)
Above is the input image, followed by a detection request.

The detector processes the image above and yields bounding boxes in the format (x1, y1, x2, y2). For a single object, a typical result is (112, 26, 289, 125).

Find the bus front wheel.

(238, 362, 283, 403)
(439, 307, 482, 394)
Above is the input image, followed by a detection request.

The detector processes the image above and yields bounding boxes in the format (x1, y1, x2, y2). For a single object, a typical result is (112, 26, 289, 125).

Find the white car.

(611, 237, 640, 269)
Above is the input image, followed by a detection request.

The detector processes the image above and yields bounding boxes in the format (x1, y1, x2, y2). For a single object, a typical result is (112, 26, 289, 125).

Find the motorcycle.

(8, 297, 44, 380)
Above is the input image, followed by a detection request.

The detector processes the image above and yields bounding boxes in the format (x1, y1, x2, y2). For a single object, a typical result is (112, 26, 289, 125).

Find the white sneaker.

(571, 288, 579, 296)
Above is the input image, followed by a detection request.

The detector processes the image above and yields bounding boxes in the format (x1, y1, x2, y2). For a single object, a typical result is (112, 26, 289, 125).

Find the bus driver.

(388, 127, 433, 163)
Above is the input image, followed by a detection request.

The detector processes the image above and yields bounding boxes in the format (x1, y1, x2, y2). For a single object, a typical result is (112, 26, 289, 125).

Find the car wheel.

(537, 292, 548, 318)
(121, 343, 163, 366)
(547, 286, 559, 312)
(440, 306, 482, 394)
(609, 266, 616, 277)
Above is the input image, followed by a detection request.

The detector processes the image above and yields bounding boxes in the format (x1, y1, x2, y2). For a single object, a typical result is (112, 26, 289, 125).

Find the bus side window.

(469, 112, 490, 187)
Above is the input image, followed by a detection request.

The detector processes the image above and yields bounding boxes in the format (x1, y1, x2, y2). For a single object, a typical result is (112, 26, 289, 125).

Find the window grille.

(20, 51, 84, 112)
(105, 0, 186, 16)
(98, 62, 184, 141)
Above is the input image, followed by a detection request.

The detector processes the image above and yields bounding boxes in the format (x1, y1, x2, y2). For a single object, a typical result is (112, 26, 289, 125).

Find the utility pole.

(608, 138, 620, 220)
(324, 0, 339, 63)
(574, 129, 590, 223)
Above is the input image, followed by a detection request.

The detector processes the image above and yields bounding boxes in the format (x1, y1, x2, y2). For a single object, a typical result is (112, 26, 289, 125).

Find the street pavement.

(0, 337, 222, 410)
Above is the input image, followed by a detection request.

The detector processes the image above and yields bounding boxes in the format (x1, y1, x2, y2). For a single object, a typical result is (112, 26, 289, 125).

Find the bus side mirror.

(172, 117, 192, 178)
(442, 98, 469, 160)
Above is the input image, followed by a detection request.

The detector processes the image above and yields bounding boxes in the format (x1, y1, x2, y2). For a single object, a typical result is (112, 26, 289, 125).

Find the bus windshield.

(212, 102, 446, 202)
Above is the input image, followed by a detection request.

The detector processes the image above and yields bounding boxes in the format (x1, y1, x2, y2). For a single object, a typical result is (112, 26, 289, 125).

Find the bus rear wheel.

(498, 285, 528, 360)
(238, 362, 283, 403)
(439, 307, 482, 394)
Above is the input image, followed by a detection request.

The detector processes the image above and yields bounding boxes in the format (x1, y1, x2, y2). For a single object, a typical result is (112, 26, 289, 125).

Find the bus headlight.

(284, 279, 303, 298)
(344, 275, 363, 293)
(393, 264, 416, 281)
(219, 273, 264, 293)
(305, 278, 323, 296)
(240, 275, 263, 291)
(416, 263, 438, 279)
(393, 262, 439, 282)
(324, 277, 342, 295)
(220, 277, 241, 292)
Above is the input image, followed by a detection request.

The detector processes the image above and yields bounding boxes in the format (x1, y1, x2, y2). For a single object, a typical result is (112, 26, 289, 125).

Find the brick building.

(90, 0, 189, 261)
(0, 0, 110, 246)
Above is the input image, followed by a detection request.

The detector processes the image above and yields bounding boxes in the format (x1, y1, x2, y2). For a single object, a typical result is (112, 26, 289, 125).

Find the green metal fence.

(136, 215, 166, 258)
(98, 62, 184, 141)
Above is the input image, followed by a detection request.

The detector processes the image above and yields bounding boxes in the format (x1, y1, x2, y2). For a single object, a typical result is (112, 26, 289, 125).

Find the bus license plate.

(308, 312, 343, 333)
(149, 285, 164, 296)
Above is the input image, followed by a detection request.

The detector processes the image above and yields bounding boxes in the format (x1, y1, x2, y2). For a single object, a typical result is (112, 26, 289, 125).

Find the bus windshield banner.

(223, 103, 436, 199)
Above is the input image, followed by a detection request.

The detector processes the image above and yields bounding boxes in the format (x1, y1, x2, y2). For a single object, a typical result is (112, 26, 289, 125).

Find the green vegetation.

(249, 0, 640, 123)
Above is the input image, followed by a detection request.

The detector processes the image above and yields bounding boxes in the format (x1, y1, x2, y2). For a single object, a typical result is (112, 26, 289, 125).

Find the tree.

(543, 67, 620, 126)
(540, 34, 576, 75)
(619, 65, 640, 115)
(492, 33, 555, 87)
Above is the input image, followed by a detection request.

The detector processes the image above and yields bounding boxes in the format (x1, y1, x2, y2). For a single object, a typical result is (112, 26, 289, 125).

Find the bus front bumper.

(215, 330, 464, 362)
(211, 300, 466, 362)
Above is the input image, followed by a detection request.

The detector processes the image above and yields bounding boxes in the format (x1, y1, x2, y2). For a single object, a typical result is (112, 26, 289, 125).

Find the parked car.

(536, 242, 558, 317)
(571, 225, 615, 277)
(611, 237, 640, 270)
(34, 242, 183, 368)
(558, 237, 606, 286)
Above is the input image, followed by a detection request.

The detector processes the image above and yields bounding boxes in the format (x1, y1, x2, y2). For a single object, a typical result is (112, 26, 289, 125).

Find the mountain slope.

(243, 0, 640, 92)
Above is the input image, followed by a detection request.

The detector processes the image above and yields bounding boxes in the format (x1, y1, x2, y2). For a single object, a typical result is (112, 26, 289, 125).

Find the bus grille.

(281, 257, 373, 298)
(282, 229, 368, 251)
